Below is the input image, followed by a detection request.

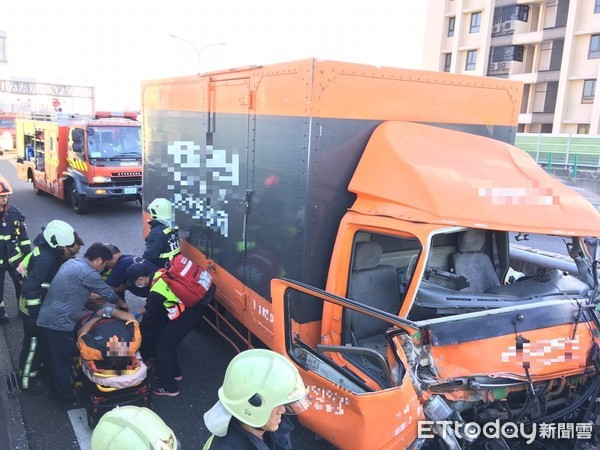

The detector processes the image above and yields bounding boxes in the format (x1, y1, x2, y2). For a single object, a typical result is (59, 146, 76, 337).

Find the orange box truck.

(141, 59, 600, 449)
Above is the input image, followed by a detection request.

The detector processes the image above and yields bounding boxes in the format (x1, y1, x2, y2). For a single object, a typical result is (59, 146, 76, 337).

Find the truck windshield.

(407, 229, 594, 322)
(87, 126, 141, 160)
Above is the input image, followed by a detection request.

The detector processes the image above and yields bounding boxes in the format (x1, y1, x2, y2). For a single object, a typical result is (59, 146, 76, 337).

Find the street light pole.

(169, 34, 227, 73)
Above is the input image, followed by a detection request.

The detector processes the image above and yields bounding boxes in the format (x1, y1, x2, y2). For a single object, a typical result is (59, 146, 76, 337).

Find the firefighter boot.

(0, 308, 9, 324)
(20, 377, 44, 396)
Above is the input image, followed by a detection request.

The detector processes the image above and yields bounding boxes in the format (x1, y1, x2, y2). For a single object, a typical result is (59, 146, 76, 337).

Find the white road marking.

(67, 408, 92, 450)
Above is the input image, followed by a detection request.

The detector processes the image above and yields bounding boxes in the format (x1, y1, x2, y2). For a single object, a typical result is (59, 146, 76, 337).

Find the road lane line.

(67, 408, 92, 450)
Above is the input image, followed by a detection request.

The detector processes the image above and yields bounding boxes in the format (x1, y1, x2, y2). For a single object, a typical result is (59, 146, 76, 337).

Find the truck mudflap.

(271, 279, 600, 449)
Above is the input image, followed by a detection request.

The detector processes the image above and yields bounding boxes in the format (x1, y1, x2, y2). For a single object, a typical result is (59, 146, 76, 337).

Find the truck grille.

(111, 176, 142, 186)
(110, 172, 142, 186)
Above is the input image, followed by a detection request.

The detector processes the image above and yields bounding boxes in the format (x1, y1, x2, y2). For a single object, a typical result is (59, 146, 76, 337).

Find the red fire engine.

(16, 111, 142, 214)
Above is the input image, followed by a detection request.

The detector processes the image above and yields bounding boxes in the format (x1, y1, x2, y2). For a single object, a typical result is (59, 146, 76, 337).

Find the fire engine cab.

(16, 111, 142, 214)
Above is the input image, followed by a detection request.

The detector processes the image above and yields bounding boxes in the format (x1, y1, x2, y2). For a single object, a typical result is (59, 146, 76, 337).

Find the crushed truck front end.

(400, 299, 600, 448)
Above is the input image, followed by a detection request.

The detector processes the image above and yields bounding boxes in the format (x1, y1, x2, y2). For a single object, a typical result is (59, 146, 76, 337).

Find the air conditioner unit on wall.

(492, 24, 502, 34)
(503, 21, 515, 32)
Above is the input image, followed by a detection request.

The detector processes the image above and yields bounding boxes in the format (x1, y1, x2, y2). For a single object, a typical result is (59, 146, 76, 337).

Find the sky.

(1, 0, 427, 111)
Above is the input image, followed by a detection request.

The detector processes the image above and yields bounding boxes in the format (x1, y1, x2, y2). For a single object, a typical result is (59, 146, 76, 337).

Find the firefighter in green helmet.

(203, 349, 311, 449)
(142, 198, 180, 268)
(19, 219, 82, 395)
(91, 405, 179, 449)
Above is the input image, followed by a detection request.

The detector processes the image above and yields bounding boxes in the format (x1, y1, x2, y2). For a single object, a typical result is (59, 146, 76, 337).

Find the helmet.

(0, 176, 12, 195)
(91, 406, 178, 450)
(148, 198, 173, 221)
(43, 220, 76, 248)
(218, 349, 309, 428)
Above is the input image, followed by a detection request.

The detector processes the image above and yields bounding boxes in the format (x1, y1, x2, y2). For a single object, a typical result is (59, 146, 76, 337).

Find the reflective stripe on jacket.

(143, 221, 181, 268)
(150, 275, 185, 320)
(0, 204, 31, 266)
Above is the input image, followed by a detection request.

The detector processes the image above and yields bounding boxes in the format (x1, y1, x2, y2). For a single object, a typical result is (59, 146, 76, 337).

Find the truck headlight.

(92, 176, 111, 183)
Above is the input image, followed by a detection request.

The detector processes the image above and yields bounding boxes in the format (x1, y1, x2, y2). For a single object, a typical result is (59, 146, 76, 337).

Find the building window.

(491, 45, 525, 62)
(448, 17, 455, 37)
(466, 50, 477, 71)
(470, 12, 481, 33)
(0, 35, 6, 62)
(499, 5, 528, 22)
(590, 35, 600, 59)
(578, 124, 590, 134)
(596, 0, 600, 14)
(444, 53, 452, 72)
(583, 80, 596, 103)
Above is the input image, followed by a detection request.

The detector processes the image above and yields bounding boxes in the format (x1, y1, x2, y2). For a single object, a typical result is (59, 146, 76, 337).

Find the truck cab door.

(270, 278, 423, 450)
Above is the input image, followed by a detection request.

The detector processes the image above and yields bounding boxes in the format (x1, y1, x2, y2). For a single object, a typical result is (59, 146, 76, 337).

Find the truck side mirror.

(72, 128, 85, 143)
(73, 142, 83, 152)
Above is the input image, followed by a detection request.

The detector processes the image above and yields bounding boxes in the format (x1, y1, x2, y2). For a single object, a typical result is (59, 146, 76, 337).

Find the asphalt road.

(0, 155, 335, 450)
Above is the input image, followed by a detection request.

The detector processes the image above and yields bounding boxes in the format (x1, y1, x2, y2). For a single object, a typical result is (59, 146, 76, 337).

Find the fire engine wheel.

(32, 178, 45, 196)
(70, 186, 90, 214)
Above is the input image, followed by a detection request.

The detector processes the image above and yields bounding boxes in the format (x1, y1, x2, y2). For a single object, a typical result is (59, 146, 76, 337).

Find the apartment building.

(423, 0, 600, 134)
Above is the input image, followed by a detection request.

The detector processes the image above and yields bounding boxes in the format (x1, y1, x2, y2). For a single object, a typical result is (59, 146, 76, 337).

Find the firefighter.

(18, 220, 82, 394)
(91, 406, 179, 450)
(142, 198, 180, 268)
(0, 176, 31, 323)
(203, 349, 310, 450)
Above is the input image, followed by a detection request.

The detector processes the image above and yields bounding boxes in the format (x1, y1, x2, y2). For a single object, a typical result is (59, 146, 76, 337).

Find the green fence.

(516, 134, 600, 176)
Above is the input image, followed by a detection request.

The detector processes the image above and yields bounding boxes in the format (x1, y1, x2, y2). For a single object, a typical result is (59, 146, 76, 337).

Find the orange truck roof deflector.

(349, 121, 600, 237)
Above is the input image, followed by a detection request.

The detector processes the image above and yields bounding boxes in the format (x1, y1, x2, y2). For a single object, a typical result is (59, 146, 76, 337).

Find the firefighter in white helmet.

(203, 349, 311, 449)
(18, 219, 83, 395)
(0, 175, 30, 323)
(91, 405, 179, 449)
(142, 198, 180, 268)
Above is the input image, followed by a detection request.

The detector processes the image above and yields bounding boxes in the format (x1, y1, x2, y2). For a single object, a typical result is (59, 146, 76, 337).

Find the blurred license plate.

(124, 188, 137, 194)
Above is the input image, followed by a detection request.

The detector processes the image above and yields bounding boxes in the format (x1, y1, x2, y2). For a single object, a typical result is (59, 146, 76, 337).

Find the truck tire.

(32, 178, 45, 196)
(70, 185, 90, 214)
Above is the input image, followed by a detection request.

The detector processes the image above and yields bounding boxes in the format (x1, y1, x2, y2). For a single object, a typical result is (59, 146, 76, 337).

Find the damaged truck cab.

(271, 121, 600, 449)
(141, 59, 600, 449)
(273, 127, 600, 448)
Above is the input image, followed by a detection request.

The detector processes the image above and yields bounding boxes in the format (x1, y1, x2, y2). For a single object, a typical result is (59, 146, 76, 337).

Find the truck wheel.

(32, 178, 45, 196)
(70, 186, 90, 214)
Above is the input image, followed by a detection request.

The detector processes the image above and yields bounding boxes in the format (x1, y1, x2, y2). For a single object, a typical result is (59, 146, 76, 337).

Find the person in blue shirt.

(102, 244, 157, 299)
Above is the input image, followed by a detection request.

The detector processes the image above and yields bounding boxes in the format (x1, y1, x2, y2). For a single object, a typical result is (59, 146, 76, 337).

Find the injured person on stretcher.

(76, 307, 148, 389)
